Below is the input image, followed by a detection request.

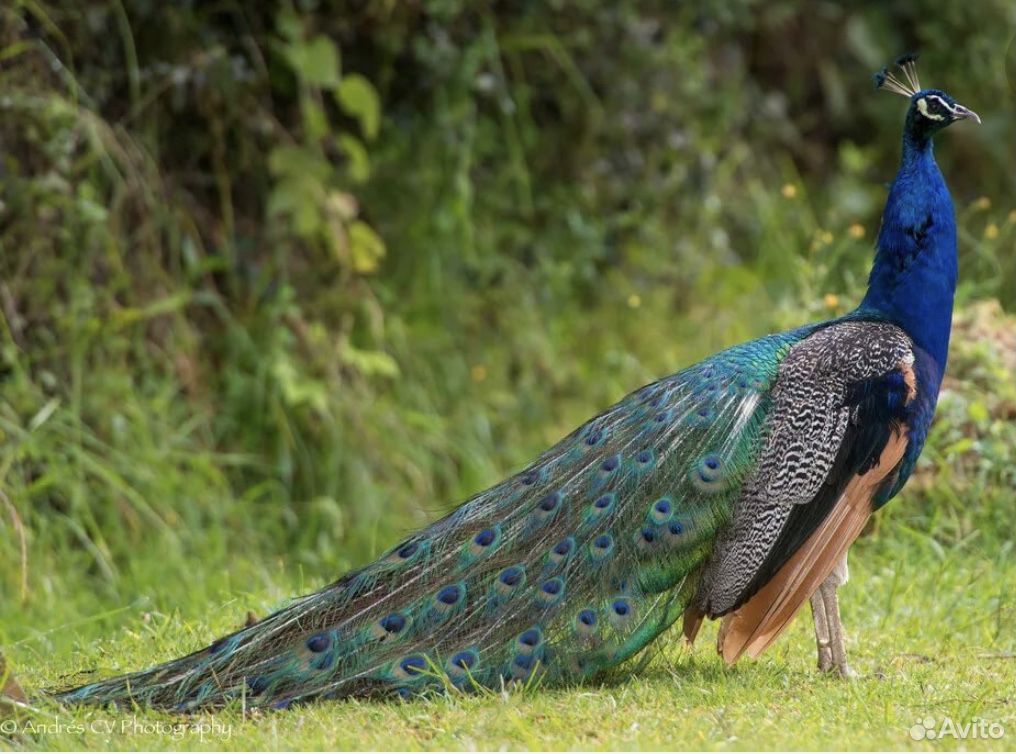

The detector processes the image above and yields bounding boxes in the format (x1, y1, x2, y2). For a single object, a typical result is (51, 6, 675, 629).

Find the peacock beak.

(951, 103, 981, 124)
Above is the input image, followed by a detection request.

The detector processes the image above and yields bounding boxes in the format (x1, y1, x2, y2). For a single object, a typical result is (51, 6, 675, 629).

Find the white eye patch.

(916, 97, 946, 121)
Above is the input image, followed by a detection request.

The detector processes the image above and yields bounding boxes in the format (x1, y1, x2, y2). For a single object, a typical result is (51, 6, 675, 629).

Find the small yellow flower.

(470, 364, 488, 382)
(818, 230, 834, 245)
(973, 196, 991, 211)
(985, 223, 999, 240)
(848, 223, 865, 239)
(781, 183, 797, 199)
(824, 293, 840, 310)
(627, 293, 642, 309)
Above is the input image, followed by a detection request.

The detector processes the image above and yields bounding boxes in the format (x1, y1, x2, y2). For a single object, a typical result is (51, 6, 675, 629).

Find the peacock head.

(875, 55, 980, 143)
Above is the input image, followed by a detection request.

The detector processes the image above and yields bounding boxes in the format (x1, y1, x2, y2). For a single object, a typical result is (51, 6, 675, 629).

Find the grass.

(3, 303, 1014, 752)
(4, 527, 1014, 751)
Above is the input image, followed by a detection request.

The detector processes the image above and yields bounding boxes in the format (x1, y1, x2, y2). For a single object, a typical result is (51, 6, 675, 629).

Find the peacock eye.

(916, 97, 946, 122)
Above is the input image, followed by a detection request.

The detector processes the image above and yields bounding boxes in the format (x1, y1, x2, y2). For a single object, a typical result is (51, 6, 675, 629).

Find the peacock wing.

(686, 320, 916, 662)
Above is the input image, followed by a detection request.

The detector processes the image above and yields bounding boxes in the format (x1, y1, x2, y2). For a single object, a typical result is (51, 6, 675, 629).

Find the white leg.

(810, 591, 833, 672)
(812, 553, 856, 678)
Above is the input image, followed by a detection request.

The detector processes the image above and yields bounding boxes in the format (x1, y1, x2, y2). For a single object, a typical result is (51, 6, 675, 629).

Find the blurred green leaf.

(944, 437, 975, 456)
(286, 35, 341, 88)
(268, 175, 323, 236)
(301, 97, 330, 142)
(272, 357, 328, 413)
(339, 342, 399, 378)
(338, 134, 370, 183)
(335, 74, 381, 141)
(968, 400, 989, 424)
(268, 145, 330, 182)
(347, 219, 386, 273)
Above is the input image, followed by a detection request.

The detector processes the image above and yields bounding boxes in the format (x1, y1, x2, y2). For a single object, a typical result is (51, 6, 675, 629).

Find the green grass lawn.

(4, 526, 1014, 751)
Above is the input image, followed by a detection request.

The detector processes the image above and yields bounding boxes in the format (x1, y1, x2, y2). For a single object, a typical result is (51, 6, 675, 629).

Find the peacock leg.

(814, 553, 857, 678)
(810, 591, 833, 672)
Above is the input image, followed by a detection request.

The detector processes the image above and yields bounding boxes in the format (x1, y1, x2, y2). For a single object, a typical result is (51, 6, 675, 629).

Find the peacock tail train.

(53, 328, 814, 710)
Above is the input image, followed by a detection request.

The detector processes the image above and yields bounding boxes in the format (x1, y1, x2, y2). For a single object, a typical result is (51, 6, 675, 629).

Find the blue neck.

(859, 130, 957, 381)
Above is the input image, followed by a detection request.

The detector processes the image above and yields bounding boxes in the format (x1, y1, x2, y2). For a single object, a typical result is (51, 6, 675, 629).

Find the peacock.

(51, 56, 978, 711)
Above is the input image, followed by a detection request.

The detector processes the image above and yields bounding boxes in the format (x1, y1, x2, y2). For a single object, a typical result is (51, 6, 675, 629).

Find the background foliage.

(0, 0, 1013, 704)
